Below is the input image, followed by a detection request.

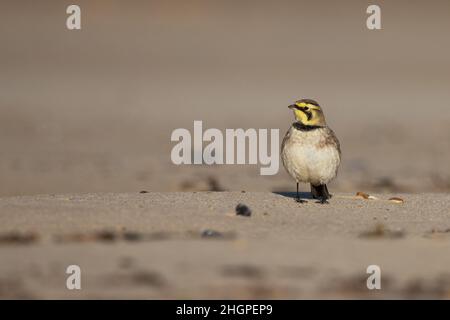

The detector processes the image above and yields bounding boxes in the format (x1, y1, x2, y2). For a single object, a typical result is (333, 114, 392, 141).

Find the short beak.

(288, 104, 297, 110)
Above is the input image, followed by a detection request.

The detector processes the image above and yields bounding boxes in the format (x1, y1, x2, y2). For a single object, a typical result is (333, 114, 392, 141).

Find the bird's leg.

(311, 184, 330, 204)
(295, 182, 307, 203)
(319, 184, 330, 204)
(310, 184, 320, 199)
(324, 184, 332, 199)
(318, 197, 329, 204)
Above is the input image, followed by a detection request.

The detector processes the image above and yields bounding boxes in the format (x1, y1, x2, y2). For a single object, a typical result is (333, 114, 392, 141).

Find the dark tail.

(310, 184, 332, 200)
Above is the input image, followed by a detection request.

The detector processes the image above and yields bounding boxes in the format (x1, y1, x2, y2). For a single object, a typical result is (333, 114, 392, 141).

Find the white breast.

(281, 127, 340, 186)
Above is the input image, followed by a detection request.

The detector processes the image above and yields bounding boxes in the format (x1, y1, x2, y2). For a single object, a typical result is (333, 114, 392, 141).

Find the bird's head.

(288, 99, 326, 127)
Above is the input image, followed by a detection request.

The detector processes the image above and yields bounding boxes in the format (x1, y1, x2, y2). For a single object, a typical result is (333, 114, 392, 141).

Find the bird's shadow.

(272, 191, 314, 200)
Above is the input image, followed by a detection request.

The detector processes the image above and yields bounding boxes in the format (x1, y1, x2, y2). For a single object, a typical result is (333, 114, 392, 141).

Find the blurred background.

(1, 0, 450, 196)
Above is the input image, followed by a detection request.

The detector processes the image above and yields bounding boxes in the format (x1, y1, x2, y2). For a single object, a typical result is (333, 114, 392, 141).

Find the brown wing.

(325, 127, 341, 155)
(281, 127, 292, 154)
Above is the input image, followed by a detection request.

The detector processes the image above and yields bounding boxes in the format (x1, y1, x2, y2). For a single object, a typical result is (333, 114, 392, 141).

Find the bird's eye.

(304, 106, 309, 111)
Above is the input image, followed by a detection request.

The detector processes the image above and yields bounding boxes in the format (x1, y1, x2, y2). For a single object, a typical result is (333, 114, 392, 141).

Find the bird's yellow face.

(288, 99, 326, 127)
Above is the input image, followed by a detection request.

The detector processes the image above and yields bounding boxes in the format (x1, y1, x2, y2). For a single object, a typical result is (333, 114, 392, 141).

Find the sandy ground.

(1, 191, 450, 299)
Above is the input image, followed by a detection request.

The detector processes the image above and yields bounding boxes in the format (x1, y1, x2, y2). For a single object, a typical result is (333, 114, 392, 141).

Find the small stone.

(139, 190, 149, 194)
(201, 229, 223, 238)
(235, 203, 252, 217)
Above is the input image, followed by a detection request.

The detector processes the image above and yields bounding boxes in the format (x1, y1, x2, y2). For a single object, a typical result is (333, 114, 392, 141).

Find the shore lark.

(281, 99, 341, 204)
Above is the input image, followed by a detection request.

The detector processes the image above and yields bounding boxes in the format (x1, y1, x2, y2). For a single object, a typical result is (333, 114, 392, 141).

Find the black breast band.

(292, 122, 322, 131)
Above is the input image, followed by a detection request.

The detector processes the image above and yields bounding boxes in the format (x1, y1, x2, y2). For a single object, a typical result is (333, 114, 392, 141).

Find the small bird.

(281, 99, 341, 204)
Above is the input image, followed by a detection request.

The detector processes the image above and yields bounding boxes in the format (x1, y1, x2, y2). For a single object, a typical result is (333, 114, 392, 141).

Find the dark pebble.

(201, 229, 223, 238)
(139, 190, 149, 194)
(235, 203, 252, 217)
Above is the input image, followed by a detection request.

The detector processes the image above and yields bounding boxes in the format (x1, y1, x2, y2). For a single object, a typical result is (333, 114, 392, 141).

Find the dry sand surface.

(1, 191, 450, 299)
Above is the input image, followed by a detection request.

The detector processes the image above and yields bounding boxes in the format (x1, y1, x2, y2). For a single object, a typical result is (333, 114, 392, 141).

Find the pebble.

(201, 229, 223, 238)
(235, 203, 252, 217)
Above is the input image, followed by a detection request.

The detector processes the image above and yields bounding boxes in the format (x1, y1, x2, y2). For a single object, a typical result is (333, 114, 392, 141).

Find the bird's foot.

(316, 198, 329, 204)
(295, 198, 307, 203)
